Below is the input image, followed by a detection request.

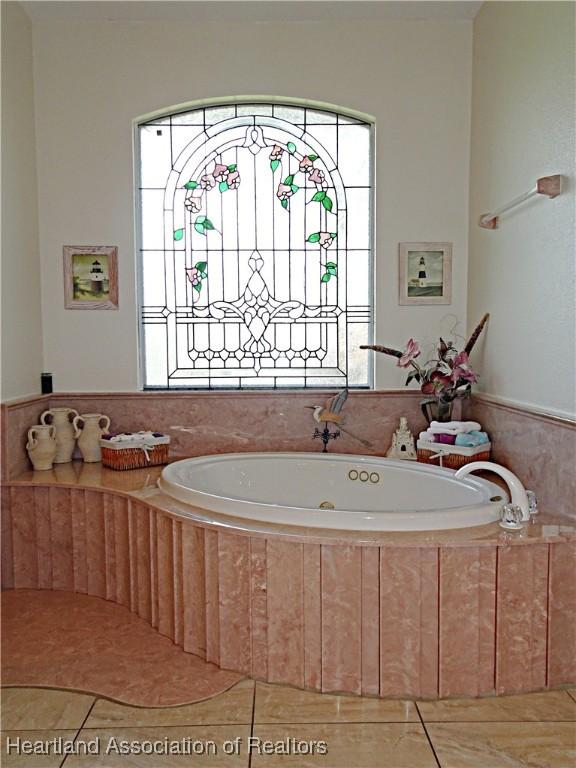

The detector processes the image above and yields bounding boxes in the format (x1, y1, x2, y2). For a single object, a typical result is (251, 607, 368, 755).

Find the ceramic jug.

(73, 413, 111, 463)
(26, 424, 57, 471)
(40, 407, 79, 463)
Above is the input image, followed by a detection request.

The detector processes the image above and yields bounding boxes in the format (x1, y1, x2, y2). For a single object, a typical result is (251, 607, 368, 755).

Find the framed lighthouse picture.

(398, 242, 452, 305)
(63, 246, 118, 309)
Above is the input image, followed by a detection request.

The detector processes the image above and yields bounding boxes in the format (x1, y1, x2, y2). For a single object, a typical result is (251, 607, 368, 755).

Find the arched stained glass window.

(137, 102, 373, 389)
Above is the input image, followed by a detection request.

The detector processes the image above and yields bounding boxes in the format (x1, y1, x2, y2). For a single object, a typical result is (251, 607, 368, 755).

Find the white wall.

(31, 17, 472, 391)
(468, 2, 575, 417)
(1, 1, 43, 399)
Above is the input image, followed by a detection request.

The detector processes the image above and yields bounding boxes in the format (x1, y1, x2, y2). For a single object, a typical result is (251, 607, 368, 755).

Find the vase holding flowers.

(361, 314, 489, 423)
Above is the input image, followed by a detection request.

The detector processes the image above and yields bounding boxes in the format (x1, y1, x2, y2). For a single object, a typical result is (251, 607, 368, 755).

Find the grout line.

(59, 697, 97, 768)
(248, 682, 257, 768)
(566, 689, 576, 704)
(415, 702, 442, 768)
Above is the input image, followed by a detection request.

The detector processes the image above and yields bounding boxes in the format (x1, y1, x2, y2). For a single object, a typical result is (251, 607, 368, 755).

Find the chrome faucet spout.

(454, 461, 530, 521)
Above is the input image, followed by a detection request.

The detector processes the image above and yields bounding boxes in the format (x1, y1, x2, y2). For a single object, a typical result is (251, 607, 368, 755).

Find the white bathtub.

(159, 453, 507, 531)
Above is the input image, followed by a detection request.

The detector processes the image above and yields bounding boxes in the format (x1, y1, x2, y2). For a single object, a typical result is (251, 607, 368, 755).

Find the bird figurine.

(306, 389, 372, 449)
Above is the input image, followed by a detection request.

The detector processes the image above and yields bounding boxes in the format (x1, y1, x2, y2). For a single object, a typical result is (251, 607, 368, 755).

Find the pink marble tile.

(149, 507, 159, 629)
(34, 486, 53, 589)
(204, 528, 220, 666)
(361, 547, 380, 696)
(218, 532, 252, 675)
(249, 537, 268, 680)
(303, 543, 322, 690)
(156, 513, 175, 640)
(172, 520, 184, 647)
(181, 522, 206, 657)
(49, 487, 74, 591)
(469, 396, 576, 520)
(133, 501, 152, 622)
(439, 546, 496, 697)
(496, 544, 549, 694)
(266, 540, 304, 687)
(85, 490, 106, 599)
(380, 547, 439, 698)
(127, 501, 138, 612)
(321, 545, 362, 695)
(112, 496, 130, 608)
(11, 486, 38, 588)
(103, 494, 117, 602)
(1, 589, 241, 707)
(1, 485, 14, 588)
(70, 488, 88, 593)
(547, 541, 576, 687)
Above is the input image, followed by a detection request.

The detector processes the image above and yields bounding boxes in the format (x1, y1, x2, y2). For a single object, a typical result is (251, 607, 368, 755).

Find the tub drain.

(319, 501, 335, 509)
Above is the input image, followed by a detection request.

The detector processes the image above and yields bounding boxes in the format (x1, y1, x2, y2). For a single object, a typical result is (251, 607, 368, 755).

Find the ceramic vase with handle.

(40, 407, 79, 463)
(26, 424, 57, 470)
(73, 413, 111, 463)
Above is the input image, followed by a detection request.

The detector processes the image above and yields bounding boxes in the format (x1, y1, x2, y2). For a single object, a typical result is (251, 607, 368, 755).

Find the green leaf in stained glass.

(321, 273, 331, 282)
(203, 218, 215, 230)
(173, 228, 184, 241)
(184, 181, 198, 190)
(308, 155, 318, 161)
(194, 223, 206, 235)
(199, 272, 207, 279)
(322, 196, 333, 212)
(327, 265, 337, 275)
(195, 261, 207, 272)
(284, 175, 294, 185)
(281, 199, 289, 209)
(311, 191, 326, 202)
(287, 142, 297, 154)
(330, 232, 338, 238)
(270, 159, 280, 172)
(193, 283, 202, 293)
(307, 232, 321, 243)
(325, 261, 337, 268)
(291, 184, 299, 194)
(227, 164, 237, 172)
(219, 181, 229, 192)
(196, 215, 207, 224)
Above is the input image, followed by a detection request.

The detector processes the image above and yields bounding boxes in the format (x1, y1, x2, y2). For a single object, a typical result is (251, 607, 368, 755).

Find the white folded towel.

(428, 420, 481, 435)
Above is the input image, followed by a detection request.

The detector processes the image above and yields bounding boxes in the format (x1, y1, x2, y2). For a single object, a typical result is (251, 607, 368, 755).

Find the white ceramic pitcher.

(73, 413, 111, 463)
(26, 424, 57, 471)
(40, 407, 79, 463)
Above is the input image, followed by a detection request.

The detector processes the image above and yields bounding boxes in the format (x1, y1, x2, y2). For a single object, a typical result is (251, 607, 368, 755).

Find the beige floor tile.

(1, 729, 77, 767)
(250, 723, 437, 767)
(254, 682, 418, 723)
(85, 680, 254, 728)
(568, 689, 576, 704)
(65, 726, 250, 766)
(427, 722, 576, 768)
(419, 690, 576, 722)
(1, 688, 95, 730)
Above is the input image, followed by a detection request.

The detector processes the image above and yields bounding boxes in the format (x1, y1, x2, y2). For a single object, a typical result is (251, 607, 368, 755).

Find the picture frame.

(398, 242, 452, 305)
(63, 245, 118, 310)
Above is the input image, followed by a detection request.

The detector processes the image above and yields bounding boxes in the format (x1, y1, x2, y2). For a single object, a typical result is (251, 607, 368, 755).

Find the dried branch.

(359, 344, 403, 358)
(464, 313, 490, 355)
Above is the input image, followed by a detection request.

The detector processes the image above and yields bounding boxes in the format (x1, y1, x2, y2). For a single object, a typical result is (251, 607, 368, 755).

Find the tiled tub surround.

(2, 465, 575, 701)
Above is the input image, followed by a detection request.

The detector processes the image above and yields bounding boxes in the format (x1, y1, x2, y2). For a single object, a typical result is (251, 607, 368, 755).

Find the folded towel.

(455, 433, 483, 447)
(435, 433, 457, 445)
(429, 420, 482, 435)
(419, 431, 436, 442)
(468, 430, 490, 445)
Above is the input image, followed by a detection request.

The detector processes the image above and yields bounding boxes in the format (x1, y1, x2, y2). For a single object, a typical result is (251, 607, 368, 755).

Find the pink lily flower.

(451, 352, 479, 383)
(397, 338, 421, 368)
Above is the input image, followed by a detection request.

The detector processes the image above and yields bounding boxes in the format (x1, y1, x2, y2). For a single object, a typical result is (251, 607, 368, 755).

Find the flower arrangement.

(361, 314, 489, 422)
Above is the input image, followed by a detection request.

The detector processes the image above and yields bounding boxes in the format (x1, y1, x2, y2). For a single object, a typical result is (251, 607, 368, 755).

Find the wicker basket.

(100, 434, 170, 471)
(417, 440, 491, 470)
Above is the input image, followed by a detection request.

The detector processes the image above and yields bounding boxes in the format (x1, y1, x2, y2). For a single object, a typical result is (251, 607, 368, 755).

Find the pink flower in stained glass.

(318, 232, 335, 249)
(185, 267, 201, 286)
(270, 145, 283, 160)
(308, 168, 325, 185)
(276, 183, 294, 201)
(200, 174, 216, 190)
(227, 170, 240, 189)
(451, 352, 478, 383)
(397, 339, 421, 368)
(299, 156, 314, 173)
(212, 163, 228, 182)
(184, 193, 203, 213)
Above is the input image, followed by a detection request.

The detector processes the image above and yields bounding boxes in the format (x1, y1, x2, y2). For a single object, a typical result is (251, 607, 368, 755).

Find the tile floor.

(1, 683, 575, 767)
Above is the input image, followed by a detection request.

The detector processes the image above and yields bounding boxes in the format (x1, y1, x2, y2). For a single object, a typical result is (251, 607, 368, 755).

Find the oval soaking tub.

(159, 453, 507, 531)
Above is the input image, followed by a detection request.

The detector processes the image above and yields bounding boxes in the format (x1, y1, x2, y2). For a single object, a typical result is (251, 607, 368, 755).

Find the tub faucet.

(455, 461, 530, 521)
